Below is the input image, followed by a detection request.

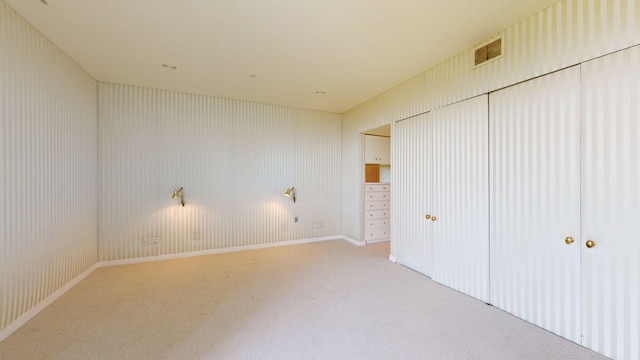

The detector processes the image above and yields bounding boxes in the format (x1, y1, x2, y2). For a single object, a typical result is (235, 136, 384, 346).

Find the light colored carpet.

(0, 240, 609, 360)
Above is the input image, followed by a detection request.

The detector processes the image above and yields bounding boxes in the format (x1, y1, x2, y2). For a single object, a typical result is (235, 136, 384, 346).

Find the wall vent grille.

(475, 38, 502, 66)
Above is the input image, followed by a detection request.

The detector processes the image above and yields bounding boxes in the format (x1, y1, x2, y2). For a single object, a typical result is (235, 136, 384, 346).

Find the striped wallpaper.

(489, 66, 583, 343)
(342, 0, 640, 243)
(98, 83, 342, 261)
(428, 95, 490, 303)
(0, 1, 98, 336)
(392, 113, 433, 276)
(580, 46, 640, 360)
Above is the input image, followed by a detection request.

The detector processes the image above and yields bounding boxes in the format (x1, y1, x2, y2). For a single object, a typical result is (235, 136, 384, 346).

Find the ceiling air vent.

(475, 38, 502, 66)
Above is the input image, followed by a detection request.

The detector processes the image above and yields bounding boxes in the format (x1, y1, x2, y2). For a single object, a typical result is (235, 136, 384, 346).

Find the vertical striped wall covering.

(489, 67, 582, 343)
(581, 46, 640, 360)
(98, 83, 341, 261)
(392, 113, 433, 276)
(429, 96, 489, 303)
(0, 1, 97, 336)
(343, 0, 640, 243)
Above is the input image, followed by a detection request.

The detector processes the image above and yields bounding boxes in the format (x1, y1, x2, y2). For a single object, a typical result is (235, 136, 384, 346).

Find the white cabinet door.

(581, 46, 640, 360)
(430, 95, 490, 302)
(364, 135, 391, 164)
(489, 66, 582, 342)
(393, 113, 433, 276)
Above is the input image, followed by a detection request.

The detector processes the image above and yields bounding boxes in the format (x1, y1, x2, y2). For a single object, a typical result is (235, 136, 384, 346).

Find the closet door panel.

(394, 113, 433, 276)
(431, 95, 489, 302)
(581, 46, 640, 360)
(489, 66, 581, 342)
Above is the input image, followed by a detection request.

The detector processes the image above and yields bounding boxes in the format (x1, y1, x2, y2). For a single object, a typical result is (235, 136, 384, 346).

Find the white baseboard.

(99, 235, 347, 267)
(1, 234, 362, 342)
(341, 236, 365, 246)
(366, 239, 389, 245)
(389, 254, 397, 262)
(0, 263, 99, 343)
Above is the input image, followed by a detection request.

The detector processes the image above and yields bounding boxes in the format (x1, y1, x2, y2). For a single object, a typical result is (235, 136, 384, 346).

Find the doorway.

(362, 125, 391, 244)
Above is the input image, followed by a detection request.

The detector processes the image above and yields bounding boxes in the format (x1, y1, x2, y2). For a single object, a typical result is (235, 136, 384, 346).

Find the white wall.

(0, 1, 98, 337)
(98, 83, 342, 261)
(342, 0, 640, 244)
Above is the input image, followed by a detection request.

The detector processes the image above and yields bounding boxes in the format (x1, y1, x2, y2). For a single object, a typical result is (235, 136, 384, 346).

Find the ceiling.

(5, 0, 560, 113)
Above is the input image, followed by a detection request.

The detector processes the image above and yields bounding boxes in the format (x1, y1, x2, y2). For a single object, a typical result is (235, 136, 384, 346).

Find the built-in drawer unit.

(365, 192, 389, 201)
(365, 200, 390, 210)
(365, 184, 390, 192)
(364, 227, 390, 241)
(365, 219, 389, 229)
(365, 210, 389, 220)
(363, 183, 390, 243)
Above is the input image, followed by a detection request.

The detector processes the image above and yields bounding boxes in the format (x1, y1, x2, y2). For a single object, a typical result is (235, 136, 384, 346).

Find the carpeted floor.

(0, 240, 609, 360)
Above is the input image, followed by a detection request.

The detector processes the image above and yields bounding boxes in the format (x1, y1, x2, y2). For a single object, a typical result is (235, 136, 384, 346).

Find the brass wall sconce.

(284, 187, 296, 203)
(172, 187, 185, 207)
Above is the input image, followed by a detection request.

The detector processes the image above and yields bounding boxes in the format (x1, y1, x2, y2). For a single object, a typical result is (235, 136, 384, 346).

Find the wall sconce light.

(172, 187, 185, 207)
(284, 187, 296, 203)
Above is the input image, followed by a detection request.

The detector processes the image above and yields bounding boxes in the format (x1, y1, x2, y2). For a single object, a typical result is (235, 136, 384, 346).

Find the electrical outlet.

(140, 239, 148, 247)
(193, 233, 201, 241)
(150, 238, 159, 246)
(312, 222, 324, 230)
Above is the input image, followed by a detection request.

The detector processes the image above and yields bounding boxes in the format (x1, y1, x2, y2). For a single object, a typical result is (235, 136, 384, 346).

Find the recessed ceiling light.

(249, 74, 257, 79)
(161, 63, 178, 70)
(40, 0, 48, 4)
(315, 91, 326, 95)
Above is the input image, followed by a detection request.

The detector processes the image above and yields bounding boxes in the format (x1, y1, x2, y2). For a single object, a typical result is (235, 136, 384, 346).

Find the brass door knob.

(565, 237, 575, 245)
(425, 215, 431, 220)
(586, 240, 596, 249)
(431, 216, 437, 222)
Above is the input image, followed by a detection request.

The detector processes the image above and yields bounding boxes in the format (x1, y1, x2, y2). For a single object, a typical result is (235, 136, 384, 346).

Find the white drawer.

(365, 210, 390, 220)
(364, 227, 390, 241)
(365, 200, 390, 210)
(365, 219, 389, 229)
(365, 192, 390, 201)
(365, 184, 390, 192)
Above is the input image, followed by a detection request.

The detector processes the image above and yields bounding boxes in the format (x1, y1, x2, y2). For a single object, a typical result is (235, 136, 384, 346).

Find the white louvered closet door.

(393, 113, 433, 276)
(581, 46, 640, 360)
(489, 66, 582, 343)
(430, 95, 490, 302)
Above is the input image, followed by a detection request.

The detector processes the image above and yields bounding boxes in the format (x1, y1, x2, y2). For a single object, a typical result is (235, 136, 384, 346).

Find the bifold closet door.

(430, 95, 489, 302)
(489, 66, 581, 342)
(394, 113, 433, 276)
(581, 46, 640, 360)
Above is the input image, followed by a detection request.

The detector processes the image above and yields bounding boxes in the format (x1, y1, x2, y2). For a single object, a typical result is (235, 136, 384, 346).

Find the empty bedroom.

(1, 0, 638, 359)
